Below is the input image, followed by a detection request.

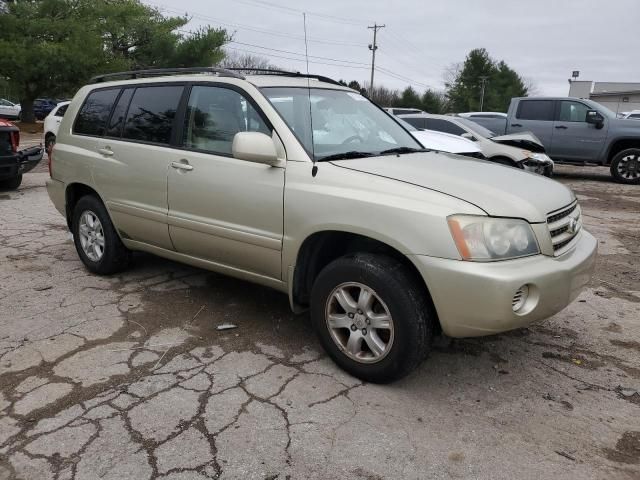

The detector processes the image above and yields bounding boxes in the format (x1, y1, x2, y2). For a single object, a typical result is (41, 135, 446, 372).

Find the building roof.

(592, 82, 640, 94)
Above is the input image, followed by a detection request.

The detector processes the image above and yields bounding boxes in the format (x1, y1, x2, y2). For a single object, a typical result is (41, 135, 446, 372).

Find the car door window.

(402, 117, 425, 129)
(426, 118, 465, 136)
(516, 100, 555, 121)
(182, 85, 271, 156)
(122, 85, 183, 145)
(106, 88, 134, 138)
(74, 89, 121, 137)
(558, 101, 590, 122)
(55, 105, 68, 117)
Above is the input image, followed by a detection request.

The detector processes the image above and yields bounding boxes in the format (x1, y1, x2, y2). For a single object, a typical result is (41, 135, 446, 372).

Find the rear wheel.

(72, 195, 131, 275)
(45, 134, 56, 153)
(610, 148, 640, 184)
(310, 253, 433, 383)
(0, 174, 22, 191)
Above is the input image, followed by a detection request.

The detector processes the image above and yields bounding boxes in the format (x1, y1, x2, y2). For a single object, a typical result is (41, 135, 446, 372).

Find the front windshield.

(261, 87, 422, 160)
(456, 117, 497, 138)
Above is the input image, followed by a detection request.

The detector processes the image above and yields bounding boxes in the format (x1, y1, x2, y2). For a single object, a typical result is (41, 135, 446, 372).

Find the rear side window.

(106, 88, 134, 138)
(516, 100, 555, 121)
(426, 118, 465, 136)
(55, 105, 68, 117)
(122, 86, 183, 145)
(74, 89, 120, 136)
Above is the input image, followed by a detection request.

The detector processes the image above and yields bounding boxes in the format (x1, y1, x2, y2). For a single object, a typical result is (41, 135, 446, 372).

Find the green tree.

(0, 0, 228, 122)
(445, 48, 527, 113)
(420, 89, 447, 113)
(397, 86, 421, 108)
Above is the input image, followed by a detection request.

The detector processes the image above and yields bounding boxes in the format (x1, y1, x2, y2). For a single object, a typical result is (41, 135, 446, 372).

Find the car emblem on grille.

(567, 218, 578, 235)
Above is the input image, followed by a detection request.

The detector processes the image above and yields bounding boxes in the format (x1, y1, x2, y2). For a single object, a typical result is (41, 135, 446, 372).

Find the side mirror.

(461, 132, 477, 141)
(232, 132, 280, 166)
(585, 110, 604, 129)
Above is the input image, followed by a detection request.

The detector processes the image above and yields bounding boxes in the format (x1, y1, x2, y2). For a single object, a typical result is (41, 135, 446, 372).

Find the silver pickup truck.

(467, 97, 640, 184)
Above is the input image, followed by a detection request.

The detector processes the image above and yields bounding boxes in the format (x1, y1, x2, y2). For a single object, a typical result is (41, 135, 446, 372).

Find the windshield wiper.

(379, 147, 429, 155)
(317, 151, 376, 162)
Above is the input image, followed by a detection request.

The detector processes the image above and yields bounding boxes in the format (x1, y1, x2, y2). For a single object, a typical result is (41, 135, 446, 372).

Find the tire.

(310, 253, 434, 383)
(0, 174, 22, 191)
(72, 195, 131, 275)
(610, 148, 640, 185)
(45, 134, 56, 153)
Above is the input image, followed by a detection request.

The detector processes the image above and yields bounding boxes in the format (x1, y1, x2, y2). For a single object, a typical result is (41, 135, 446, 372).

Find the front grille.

(547, 200, 582, 255)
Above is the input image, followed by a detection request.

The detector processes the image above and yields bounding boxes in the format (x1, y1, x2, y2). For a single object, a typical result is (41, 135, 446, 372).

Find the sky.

(143, 0, 640, 97)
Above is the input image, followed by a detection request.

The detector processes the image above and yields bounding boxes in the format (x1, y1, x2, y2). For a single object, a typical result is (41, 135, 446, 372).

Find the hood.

(491, 132, 546, 153)
(411, 130, 481, 154)
(611, 117, 640, 130)
(331, 152, 574, 223)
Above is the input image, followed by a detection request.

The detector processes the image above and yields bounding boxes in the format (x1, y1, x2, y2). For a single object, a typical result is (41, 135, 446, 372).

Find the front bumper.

(0, 146, 44, 180)
(410, 230, 597, 337)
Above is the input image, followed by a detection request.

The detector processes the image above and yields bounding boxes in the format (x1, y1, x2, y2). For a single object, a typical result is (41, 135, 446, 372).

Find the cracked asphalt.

(1, 161, 639, 479)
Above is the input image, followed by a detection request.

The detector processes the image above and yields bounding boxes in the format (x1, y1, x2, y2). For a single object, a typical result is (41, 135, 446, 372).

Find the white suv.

(47, 68, 597, 382)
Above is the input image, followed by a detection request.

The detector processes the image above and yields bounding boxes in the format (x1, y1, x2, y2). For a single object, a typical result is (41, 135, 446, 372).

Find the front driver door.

(167, 84, 285, 280)
(551, 100, 609, 162)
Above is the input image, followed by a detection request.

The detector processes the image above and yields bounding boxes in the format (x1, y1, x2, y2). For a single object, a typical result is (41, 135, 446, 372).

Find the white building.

(569, 80, 640, 114)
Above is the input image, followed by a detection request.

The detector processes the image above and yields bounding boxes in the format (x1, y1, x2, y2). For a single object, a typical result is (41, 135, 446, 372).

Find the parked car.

(457, 112, 508, 134)
(467, 97, 640, 184)
(0, 119, 44, 190)
(622, 110, 640, 120)
(399, 113, 554, 176)
(44, 101, 71, 151)
(33, 98, 59, 120)
(0, 99, 21, 120)
(394, 117, 484, 157)
(46, 68, 596, 382)
(384, 107, 424, 116)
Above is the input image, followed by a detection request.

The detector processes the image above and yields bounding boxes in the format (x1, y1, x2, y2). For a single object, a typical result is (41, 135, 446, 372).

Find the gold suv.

(47, 68, 597, 382)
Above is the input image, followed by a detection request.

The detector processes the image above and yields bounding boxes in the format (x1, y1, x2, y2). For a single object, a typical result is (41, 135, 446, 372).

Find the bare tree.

(523, 77, 539, 96)
(443, 62, 462, 89)
(219, 50, 278, 70)
(362, 82, 399, 107)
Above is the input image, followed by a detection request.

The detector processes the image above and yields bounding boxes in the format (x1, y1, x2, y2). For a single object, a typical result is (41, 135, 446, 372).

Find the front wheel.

(0, 174, 22, 191)
(610, 149, 640, 185)
(310, 254, 434, 383)
(72, 195, 131, 275)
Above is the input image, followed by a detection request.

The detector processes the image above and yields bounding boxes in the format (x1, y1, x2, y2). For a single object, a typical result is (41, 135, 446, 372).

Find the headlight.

(528, 152, 549, 162)
(447, 215, 540, 261)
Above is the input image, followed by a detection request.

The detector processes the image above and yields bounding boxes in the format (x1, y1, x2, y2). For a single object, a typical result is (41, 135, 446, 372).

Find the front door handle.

(171, 160, 194, 171)
(555, 125, 568, 130)
(511, 123, 522, 127)
(98, 147, 114, 157)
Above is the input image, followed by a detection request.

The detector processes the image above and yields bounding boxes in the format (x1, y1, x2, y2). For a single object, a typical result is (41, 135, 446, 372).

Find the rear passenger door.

(166, 84, 285, 280)
(510, 100, 555, 151)
(84, 84, 184, 250)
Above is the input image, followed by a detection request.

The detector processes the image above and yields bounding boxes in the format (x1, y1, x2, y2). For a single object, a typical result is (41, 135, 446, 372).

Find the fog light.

(512, 285, 529, 312)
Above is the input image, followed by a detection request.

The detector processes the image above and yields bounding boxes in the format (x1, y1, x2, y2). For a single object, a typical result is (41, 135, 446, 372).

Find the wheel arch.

(606, 138, 640, 165)
(290, 230, 440, 330)
(65, 183, 109, 230)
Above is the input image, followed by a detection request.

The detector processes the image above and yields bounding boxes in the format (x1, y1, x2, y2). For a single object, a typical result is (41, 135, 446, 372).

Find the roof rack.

(89, 67, 245, 84)
(226, 68, 343, 86)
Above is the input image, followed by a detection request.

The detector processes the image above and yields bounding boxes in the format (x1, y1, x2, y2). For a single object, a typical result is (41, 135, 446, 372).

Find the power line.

(229, 0, 369, 26)
(147, 1, 367, 47)
(229, 40, 369, 66)
(225, 46, 370, 70)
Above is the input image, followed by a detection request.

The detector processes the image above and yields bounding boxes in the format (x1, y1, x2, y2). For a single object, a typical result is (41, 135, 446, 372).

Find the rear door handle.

(171, 160, 194, 171)
(555, 125, 568, 130)
(98, 147, 114, 157)
(511, 123, 522, 127)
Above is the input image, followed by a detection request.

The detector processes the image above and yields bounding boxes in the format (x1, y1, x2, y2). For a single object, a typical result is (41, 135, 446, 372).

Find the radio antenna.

(303, 13, 318, 177)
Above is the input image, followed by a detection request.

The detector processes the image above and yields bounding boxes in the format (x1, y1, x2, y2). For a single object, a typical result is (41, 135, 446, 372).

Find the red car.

(0, 119, 43, 190)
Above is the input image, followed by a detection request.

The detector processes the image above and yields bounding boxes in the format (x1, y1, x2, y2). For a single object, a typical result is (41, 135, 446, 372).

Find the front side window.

(558, 101, 591, 122)
(74, 89, 120, 136)
(516, 100, 555, 121)
(262, 87, 421, 159)
(182, 86, 270, 155)
(403, 117, 426, 129)
(122, 86, 183, 145)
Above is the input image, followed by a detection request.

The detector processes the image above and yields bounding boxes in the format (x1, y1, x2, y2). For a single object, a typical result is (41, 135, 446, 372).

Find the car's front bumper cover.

(410, 230, 598, 337)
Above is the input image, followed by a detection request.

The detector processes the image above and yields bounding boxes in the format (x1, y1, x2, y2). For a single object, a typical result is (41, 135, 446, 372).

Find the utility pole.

(479, 76, 489, 112)
(368, 23, 385, 97)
